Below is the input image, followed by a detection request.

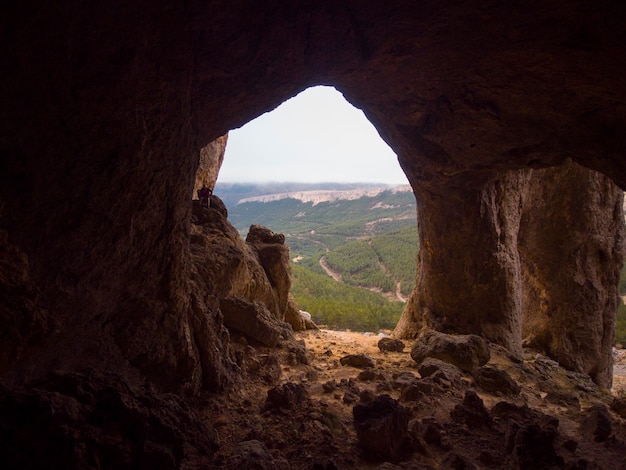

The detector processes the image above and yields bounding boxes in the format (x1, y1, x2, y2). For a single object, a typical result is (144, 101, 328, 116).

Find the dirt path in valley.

(318, 253, 407, 302)
(319, 256, 343, 282)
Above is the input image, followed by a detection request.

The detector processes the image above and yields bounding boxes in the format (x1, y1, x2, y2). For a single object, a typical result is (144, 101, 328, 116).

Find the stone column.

(395, 171, 529, 359)
(519, 160, 624, 388)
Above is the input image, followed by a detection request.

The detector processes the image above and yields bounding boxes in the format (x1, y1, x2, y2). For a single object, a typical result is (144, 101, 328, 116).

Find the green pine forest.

(220, 183, 626, 343)
(225, 187, 418, 331)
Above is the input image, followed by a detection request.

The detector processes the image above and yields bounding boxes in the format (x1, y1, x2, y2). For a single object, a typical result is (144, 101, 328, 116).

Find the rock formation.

(519, 161, 625, 386)
(2, 0, 626, 466)
(194, 134, 228, 198)
(395, 160, 624, 388)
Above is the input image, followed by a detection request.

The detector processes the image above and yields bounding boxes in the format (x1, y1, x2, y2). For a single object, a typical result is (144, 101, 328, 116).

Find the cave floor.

(205, 329, 626, 469)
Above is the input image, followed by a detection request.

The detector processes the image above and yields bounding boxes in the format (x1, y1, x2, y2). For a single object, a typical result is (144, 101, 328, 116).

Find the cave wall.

(2, 0, 626, 394)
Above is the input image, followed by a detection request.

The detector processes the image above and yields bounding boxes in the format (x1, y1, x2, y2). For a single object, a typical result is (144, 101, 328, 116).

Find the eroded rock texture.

(194, 134, 228, 198)
(519, 160, 624, 387)
(395, 172, 529, 359)
(1, 1, 626, 465)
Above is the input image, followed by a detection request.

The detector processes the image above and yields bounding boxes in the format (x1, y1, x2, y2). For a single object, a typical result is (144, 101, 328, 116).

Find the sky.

(218, 86, 408, 185)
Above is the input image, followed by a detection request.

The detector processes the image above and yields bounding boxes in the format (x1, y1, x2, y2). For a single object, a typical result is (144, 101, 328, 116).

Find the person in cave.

(197, 184, 212, 208)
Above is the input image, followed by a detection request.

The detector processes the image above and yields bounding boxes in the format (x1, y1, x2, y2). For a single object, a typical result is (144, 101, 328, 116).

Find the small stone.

(322, 380, 337, 393)
(418, 358, 462, 387)
(225, 440, 276, 470)
(340, 354, 375, 369)
(378, 338, 405, 352)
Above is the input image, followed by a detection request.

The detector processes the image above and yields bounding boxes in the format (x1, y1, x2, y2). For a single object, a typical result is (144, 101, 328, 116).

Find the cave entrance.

(215, 86, 416, 334)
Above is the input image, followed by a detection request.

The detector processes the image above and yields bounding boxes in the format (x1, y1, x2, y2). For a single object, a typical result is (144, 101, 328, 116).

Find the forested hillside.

(223, 185, 419, 331)
(291, 265, 404, 331)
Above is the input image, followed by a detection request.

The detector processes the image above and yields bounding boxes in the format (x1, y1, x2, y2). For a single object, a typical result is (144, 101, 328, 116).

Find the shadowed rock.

(265, 382, 309, 410)
(472, 365, 520, 396)
(411, 330, 490, 373)
(0, 371, 218, 469)
(225, 440, 289, 470)
(418, 357, 463, 388)
(353, 395, 409, 462)
(450, 390, 493, 429)
(378, 338, 405, 353)
(340, 354, 375, 369)
(220, 297, 283, 347)
(580, 405, 612, 442)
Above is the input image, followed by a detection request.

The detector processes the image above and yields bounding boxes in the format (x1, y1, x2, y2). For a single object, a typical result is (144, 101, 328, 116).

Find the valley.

(218, 182, 419, 331)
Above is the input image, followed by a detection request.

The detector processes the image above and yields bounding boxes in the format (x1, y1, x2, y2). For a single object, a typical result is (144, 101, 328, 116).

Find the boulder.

(353, 395, 409, 462)
(506, 422, 564, 469)
(611, 397, 626, 419)
(245, 225, 292, 317)
(580, 405, 612, 443)
(378, 338, 405, 353)
(411, 330, 490, 373)
(219, 297, 282, 347)
(284, 296, 306, 331)
(450, 390, 493, 429)
(417, 357, 463, 388)
(225, 440, 288, 470)
(265, 382, 309, 410)
(472, 365, 521, 396)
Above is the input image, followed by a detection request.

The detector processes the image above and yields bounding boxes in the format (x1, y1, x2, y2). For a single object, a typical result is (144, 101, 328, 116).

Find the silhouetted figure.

(197, 184, 212, 208)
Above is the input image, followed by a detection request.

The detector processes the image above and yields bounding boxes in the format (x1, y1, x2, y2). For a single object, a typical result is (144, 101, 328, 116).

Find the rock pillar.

(395, 172, 529, 359)
(519, 160, 624, 388)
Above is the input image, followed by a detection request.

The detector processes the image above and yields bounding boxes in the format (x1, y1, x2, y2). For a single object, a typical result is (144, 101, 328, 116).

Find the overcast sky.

(218, 86, 408, 184)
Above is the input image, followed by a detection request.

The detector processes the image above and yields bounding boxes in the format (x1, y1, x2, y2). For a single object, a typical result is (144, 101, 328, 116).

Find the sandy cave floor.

(205, 329, 626, 469)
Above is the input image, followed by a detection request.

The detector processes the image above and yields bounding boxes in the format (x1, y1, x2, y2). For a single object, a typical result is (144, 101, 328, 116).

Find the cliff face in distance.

(1, 0, 626, 467)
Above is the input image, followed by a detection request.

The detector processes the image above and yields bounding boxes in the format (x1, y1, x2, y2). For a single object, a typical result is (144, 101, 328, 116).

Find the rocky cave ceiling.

(1, 0, 626, 396)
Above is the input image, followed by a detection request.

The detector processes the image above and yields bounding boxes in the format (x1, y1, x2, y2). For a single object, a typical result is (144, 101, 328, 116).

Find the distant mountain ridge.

(237, 185, 412, 205)
(214, 182, 407, 207)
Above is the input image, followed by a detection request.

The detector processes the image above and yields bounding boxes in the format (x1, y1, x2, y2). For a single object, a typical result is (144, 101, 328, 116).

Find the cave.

(2, 1, 626, 468)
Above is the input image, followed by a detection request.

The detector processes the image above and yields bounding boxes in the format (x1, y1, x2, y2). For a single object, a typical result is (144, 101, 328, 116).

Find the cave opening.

(201, 85, 416, 335)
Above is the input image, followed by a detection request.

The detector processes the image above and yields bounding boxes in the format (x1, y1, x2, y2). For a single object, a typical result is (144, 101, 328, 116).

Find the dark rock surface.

(225, 440, 289, 470)
(450, 391, 493, 429)
(519, 160, 625, 388)
(220, 297, 283, 347)
(580, 404, 612, 443)
(472, 365, 521, 396)
(378, 338, 405, 353)
(417, 358, 463, 388)
(340, 354, 376, 369)
(411, 330, 490, 373)
(0, 371, 218, 469)
(353, 394, 409, 462)
(265, 382, 309, 410)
